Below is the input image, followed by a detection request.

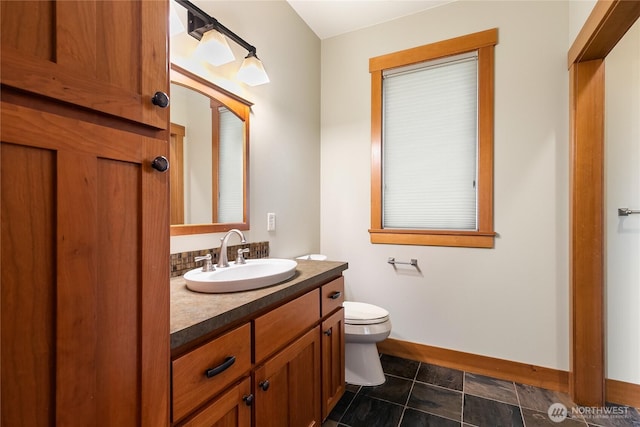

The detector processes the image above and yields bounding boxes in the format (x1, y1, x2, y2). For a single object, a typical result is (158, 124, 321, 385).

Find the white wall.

(321, 1, 570, 370)
(605, 19, 640, 385)
(170, 1, 322, 258)
(569, 0, 597, 45)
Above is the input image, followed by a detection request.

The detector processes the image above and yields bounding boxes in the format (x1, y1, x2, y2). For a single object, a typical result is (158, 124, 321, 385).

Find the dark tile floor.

(323, 353, 640, 427)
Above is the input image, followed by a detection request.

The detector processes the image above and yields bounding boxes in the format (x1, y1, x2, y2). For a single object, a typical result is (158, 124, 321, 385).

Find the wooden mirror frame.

(169, 63, 251, 236)
(568, 0, 640, 407)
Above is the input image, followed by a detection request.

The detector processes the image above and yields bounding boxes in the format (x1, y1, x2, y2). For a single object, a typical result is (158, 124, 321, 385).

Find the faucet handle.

(236, 248, 250, 265)
(195, 254, 215, 272)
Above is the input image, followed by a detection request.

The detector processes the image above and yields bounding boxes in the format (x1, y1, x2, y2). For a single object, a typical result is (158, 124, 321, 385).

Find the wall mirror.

(169, 63, 251, 236)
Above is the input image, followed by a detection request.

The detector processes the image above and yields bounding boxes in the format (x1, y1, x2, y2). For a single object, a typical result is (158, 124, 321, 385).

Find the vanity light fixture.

(237, 51, 270, 86)
(174, 0, 270, 86)
(194, 28, 235, 66)
(169, 1, 186, 37)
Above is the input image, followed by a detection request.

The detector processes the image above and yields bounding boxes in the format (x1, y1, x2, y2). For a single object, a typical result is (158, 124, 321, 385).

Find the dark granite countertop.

(170, 259, 348, 351)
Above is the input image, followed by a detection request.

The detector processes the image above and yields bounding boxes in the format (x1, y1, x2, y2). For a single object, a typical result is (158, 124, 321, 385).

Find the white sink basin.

(296, 254, 327, 261)
(184, 258, 298, 293)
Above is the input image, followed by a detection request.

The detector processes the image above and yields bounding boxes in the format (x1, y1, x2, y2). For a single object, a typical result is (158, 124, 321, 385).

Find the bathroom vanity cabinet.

(170, 267, 347, 426)
(1, 1, 170, 426)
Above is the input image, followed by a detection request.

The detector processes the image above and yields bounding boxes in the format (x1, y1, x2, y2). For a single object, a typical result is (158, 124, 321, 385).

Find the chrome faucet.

(217, 229, 247, 268)
(194, 253, 215, 272)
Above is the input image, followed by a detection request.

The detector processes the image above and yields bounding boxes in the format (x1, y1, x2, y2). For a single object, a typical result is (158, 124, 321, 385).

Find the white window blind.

(382, 51, 478, 230)
(218, 107, 244, 223)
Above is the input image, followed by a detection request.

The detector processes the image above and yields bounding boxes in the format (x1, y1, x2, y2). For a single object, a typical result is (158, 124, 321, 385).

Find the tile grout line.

(397, 361, 422, 427)
(410, 361, 466, 425)
(463, 386, 527, 407)
(514, 383, 590, 426)
(513, 379, 527, 427)
(465, 372, 539, 412)
(462, 371, 466, 426)
(337, 384, 359, 427)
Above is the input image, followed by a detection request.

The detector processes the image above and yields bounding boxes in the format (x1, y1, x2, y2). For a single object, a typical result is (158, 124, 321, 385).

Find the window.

(369, 29, 497, 248)
(217, 107, 245, 223)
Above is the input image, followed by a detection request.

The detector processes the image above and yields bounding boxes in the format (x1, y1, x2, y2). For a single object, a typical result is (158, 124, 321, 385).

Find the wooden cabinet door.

(177, 378, 252, 427)
(254, 327, 321, 427)
(1, 102, 170, 426)
(321, 308, 346, 420)
(0, 0, 168, 129)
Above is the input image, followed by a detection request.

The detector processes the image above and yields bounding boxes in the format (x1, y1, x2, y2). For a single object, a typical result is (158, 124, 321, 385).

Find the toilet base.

(345, 342, 385, 386)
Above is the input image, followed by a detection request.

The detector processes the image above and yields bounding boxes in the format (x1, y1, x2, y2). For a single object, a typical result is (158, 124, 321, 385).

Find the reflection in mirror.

(169, 63, 251, 236)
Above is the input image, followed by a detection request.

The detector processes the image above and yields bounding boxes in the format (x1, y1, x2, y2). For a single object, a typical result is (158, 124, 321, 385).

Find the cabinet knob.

(151, 91, 170, 108)
(242, 394, 254, 406)
(259, 380, 270, 391)
(151, 156, 169, 172)
(329, 291, 342, 300)
(324, 329, 332, 336)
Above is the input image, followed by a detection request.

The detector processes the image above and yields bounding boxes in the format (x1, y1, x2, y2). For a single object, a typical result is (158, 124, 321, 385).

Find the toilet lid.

(343, 301, 389, 325)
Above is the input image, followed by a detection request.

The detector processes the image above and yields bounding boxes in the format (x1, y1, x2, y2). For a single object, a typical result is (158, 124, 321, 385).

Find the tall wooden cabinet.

(1, 1, 170, 426)
(0, 0, 168, 129)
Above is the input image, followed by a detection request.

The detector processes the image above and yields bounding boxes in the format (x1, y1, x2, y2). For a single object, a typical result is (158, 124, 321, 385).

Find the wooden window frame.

(369, 28, 498, 248)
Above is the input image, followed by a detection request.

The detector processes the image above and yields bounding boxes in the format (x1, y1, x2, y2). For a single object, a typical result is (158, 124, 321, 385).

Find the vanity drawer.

(321, 276, 344, 317)
(254, 289, 320, 363)
(172, 323, 251, 423)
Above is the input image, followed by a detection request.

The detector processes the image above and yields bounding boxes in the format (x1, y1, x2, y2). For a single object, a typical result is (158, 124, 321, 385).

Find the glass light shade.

(169, 1, 185, 37)
(195, 30, 235, 66)
(237, 55, 270, 86)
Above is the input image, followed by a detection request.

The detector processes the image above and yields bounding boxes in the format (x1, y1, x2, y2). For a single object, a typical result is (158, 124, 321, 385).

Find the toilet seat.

(343, 301, 389, 325)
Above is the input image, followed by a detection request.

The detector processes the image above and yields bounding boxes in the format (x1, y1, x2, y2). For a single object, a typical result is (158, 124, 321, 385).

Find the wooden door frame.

(568, 0, 640, 406)
(170, 123, 186, 225)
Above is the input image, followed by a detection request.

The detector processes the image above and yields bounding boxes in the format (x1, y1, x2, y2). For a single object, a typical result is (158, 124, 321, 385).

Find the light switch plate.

(267, 212, 276, 231)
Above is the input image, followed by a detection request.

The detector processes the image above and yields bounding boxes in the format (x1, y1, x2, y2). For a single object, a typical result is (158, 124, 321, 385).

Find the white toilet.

(343, 301, 392, 386)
